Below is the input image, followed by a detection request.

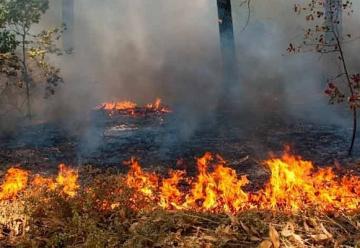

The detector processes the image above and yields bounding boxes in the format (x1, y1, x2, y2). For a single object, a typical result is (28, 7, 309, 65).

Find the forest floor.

(1, 110, 360, 247)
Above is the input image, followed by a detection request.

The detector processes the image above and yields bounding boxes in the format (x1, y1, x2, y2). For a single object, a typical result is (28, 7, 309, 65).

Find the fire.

(1, 148, 359, 213)
(0, 164, 79, 200)
(146, 98, 171, 113)
(96, 98, 171, 116)
(182, 153, 249, 213)
(96, 101, 137, 111)
(126, 158, 159, 198)
(127, 153, 251, 213)
(257, 148, 360, 211)
(0, 168, 28, 200)
(56, 164, 79, 197)
(125, 149, 360, 213)
(32, 175, 56, 190)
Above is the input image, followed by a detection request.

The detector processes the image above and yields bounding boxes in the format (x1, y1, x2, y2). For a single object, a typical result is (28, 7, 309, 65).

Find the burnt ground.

(0, 108, 360, 187)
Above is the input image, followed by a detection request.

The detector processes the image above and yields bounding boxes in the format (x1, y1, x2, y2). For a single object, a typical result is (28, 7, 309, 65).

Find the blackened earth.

(0, 109, 359, 188)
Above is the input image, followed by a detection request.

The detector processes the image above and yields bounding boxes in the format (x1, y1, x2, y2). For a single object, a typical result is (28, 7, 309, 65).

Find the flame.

(96, 98, 171, 116)
(0, 164, 78, 200)
(183, 153, 249, 212)
(56, 164, 79, 197)
(126, 158, 159, 198)
(146, 98, 171, 113)
(96, 101, 137, 111)
(159, 170, 185, 210)
(127, 153, 250, 213)
(0, 168, 28, 200)
(1, 148, 359, 213)
(125, 149, 360, 213)
(32, 175, 56, 191)
(256, 148, 360, 211)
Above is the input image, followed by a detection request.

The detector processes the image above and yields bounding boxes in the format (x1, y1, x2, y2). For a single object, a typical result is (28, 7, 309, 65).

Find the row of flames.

(1, 149, 360, 213)
(95, 98, 171, 116)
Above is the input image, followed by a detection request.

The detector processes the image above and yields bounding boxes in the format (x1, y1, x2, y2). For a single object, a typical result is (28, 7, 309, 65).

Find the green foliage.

(0, 4, 7, 26)
(0, 0, 67, 119)
(2, 0, 49, 27)
(0, 30, 17, 52)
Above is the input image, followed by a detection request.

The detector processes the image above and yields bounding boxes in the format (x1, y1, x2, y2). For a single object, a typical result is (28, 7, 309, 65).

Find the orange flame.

(126, 158, 159, 198)
(56, 164, 79, 197)
(1, 149, 359, 213)
(146, 98, 171, 113)
(183, 153, 249, 212)
(0, 164, 79, 200)
(96, 101, 137, 111)
(256, 148, 360, 211)
(125, 149, 360, 213)
(0, 168, 28, 200)
(96, 98, 171, 116)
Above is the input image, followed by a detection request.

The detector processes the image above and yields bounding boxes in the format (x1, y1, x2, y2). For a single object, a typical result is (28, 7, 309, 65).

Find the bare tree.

(289, 0, 359, 155)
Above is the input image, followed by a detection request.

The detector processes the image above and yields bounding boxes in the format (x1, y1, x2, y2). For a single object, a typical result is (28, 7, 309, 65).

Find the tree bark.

(216, 0, 237, 95)
(62, 0, 74, 51)
(333, 30, 357, 156)
(22, 30, 31, 120)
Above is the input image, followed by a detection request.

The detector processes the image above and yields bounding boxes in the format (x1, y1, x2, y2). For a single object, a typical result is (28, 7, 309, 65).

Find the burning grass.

(95, 98, 171, 117)
(0, 149, 360, 247)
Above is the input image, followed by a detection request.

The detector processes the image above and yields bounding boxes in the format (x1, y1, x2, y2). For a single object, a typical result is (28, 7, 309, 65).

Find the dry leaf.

(240, 221, 251, 234)
(250, 225, 261, 237)
(311, 233, 331, 242)
(250, 235, 262, 242)
(269, 224, 280, 248)
(319, 223, 332, 239)
(303, 221, 310, 232)
(258, 240, 273, 248)
(291, 234, 305, 247)
(202, 235, 217, 242)
(281, 222, 295, 237)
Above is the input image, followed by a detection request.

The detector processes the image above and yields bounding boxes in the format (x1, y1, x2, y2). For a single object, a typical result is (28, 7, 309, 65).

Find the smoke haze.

(3, 0, 360, 151)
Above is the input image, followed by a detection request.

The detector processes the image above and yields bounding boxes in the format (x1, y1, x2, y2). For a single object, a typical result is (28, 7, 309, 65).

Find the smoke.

(3, 0, 360, 153)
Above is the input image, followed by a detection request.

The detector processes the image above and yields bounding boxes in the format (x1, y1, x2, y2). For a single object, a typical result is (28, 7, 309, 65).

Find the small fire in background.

(95, 98, 171, 117)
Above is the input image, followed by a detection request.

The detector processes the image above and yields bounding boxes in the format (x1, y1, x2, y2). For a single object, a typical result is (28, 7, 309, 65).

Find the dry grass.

(0, 167, 359, 248)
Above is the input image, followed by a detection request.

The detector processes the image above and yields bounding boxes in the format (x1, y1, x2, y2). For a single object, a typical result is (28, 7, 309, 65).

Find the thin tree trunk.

(333, 31, 357, 155)
(349, 109, 357, 155)
(22, 30, 31, 120)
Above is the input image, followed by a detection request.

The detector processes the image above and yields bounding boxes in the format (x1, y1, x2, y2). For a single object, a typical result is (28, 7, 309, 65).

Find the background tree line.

(0, 0, 67, 123)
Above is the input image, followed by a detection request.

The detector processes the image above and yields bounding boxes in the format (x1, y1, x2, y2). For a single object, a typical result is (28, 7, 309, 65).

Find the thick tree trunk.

(216, 0, 237, 95)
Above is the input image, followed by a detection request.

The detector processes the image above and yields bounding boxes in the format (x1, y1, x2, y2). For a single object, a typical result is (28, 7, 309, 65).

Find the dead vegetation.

(0, 167, 359, 248)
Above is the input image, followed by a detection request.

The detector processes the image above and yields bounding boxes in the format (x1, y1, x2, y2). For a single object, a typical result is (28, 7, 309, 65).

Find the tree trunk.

(333, 30, 357, 156)
(216, 0, 237, 95)
(62, 0, 74, 51)
(22, 32, 31, 120)
(325, 0, 342, 44)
